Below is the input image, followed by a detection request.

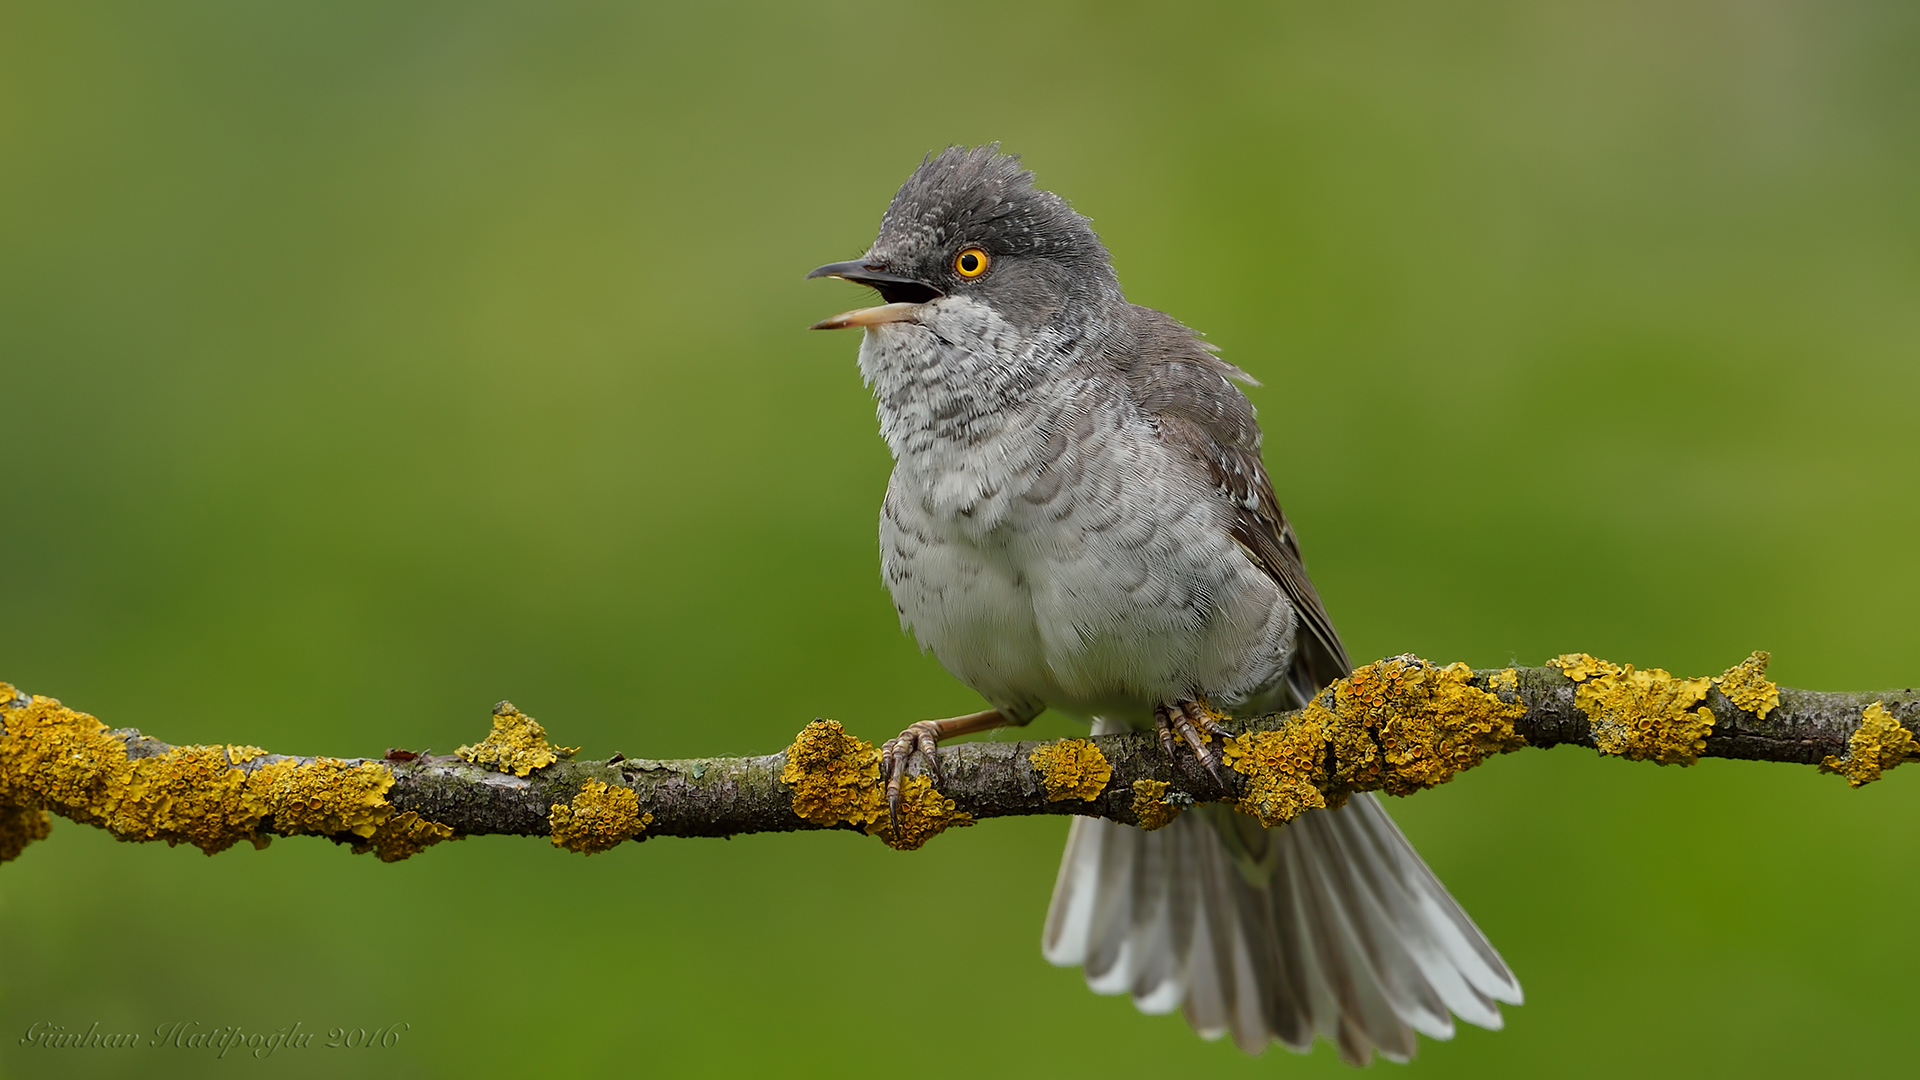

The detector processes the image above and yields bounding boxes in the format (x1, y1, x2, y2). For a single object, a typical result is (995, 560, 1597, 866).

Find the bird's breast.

(876, 408, 1297, 721)
(857, 306, 1296, 717)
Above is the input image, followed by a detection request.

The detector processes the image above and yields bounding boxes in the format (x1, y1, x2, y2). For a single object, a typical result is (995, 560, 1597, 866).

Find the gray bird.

(808, 145, 1521, 1065)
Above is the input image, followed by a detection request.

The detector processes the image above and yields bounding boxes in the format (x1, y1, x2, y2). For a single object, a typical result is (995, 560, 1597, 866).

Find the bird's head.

(808, 145, 1119, 336)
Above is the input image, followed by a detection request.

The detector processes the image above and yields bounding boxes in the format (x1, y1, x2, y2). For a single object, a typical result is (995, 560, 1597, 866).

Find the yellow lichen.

(1220, 657, 1528, 827)
(1488, 668, 1520, 699)
(779, 720, 972, 851)
(782, 720, 882, 826)
(1550, 653, 1715, 765)
(455, 701, 577, 777)
(1715, 651, 1779, 719)
(0, 689, 454, 861)
(113, 746, 286, 852)
(548, 780, 651, 854)
(1358, 659, 1530, 794)
(1549, 653, 1612, 682)
(1129, 779, 1186, 831)
(1028, 739, 1112, 801)
(873, 774, 972, 851)
(0, 803, 52, 863)
(242, 757, 396, 838)
(0, 677, 52, 860)
(1221, 709, 1333, 826)
(1820, 702, 1919, 788)
(354, 810, 460, 862)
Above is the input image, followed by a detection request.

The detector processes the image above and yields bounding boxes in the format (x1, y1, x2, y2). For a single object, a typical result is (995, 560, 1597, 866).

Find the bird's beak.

(809, 303, 925, 331)
(806, 259, 941, 330)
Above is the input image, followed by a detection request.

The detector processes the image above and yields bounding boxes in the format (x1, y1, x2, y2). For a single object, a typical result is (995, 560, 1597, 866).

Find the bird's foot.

(1155, 700, 1229, 788)
(881, 720, 947, 813)
(879, 709, 1008, 835)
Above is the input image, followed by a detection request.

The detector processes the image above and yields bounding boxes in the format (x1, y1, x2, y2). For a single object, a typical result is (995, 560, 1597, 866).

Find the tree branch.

(2, 652, 1915, 863)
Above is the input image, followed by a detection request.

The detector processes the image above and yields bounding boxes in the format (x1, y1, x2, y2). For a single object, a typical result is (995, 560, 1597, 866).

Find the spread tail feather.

(1042, 794, 1520, 1065)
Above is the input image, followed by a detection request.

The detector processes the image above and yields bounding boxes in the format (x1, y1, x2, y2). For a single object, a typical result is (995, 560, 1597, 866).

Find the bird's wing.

(1117, 306, 1352, 703)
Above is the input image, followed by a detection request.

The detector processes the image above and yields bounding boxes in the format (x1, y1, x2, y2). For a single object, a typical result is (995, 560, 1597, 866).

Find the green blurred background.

(2, 1, 1917, 1076)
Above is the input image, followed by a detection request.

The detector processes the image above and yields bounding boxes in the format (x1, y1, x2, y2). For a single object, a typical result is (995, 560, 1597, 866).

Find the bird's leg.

(881, 709, 1008, 830)
(1152, 704, 1182, 761)
(1156, 700, 1229, 787)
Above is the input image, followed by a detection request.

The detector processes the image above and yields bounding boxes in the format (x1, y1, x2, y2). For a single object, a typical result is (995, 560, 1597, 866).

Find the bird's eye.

(954, 248, 989, 278)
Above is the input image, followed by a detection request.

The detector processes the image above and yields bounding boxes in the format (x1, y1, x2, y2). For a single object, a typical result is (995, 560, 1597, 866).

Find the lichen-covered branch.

(2, 652, 1915, 866)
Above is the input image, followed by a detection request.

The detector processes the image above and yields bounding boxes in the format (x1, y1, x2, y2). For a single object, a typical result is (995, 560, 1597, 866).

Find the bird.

(807, 145, 1521, 1065)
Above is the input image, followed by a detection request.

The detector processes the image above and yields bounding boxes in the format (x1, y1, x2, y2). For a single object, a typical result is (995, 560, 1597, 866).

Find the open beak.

(806, 259, 941, 330)
(809, 303, 925, 331)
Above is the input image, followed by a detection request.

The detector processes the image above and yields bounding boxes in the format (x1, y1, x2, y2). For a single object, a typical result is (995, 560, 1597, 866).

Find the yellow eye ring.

(954, 248, 989, 278)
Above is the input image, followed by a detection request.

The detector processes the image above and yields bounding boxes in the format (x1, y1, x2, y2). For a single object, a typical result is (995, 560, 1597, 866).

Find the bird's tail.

(1041, 794, 1521, 1064)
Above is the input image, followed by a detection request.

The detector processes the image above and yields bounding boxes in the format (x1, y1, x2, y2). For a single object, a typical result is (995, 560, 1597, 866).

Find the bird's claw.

(1155, 700, 1229, 790)
(881, 720, 945, 834)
